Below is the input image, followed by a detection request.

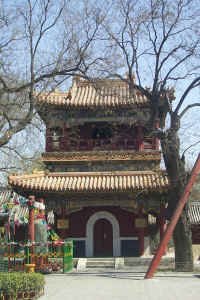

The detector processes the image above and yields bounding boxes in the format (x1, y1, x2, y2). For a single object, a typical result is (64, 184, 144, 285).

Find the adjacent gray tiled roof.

(0, 189, 18, 206)
(189, 202, 200, 224)
(148, 202, 200, 225)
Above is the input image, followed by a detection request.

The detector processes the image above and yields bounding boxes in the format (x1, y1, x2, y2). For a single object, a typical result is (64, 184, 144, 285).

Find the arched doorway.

(86, 211, 120, 257)
(94, 218, 113, 257)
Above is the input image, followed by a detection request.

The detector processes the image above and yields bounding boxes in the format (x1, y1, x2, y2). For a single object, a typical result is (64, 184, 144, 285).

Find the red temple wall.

(68, 206, 148, 238)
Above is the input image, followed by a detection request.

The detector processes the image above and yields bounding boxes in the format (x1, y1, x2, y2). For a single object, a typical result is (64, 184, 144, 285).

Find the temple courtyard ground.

(40, 270, 200, 300)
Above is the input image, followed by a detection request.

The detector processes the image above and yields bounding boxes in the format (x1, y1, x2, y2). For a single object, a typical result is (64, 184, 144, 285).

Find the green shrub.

(0, 272, 45, 298)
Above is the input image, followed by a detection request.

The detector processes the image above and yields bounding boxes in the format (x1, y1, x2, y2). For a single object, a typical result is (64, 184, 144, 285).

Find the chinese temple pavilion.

(9, 76, 170, 258)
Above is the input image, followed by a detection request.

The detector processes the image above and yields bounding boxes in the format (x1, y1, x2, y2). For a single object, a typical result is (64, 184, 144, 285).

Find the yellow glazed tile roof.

(36, 77, 149, 109)
(9, 171, 169, 193)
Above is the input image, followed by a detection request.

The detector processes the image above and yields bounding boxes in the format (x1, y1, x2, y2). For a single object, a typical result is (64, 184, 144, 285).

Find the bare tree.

(0, 0, 103, 180)
(0, 117, 45, 185)
(0, 0, 104, 147)
(95, 0, 200, 270)
(1, 0, 200, 271)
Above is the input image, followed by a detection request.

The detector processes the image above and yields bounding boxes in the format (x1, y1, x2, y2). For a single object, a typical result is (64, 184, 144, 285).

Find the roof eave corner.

(8, 174, 16, 184)
(72, 75, 81, 88)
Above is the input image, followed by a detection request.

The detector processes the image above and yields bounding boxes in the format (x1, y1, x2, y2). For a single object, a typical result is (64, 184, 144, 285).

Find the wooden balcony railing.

(46, 137, 155, 152)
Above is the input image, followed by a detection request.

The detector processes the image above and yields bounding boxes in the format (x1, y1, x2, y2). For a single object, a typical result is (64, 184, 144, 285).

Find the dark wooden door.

(94, 218, 113, 257)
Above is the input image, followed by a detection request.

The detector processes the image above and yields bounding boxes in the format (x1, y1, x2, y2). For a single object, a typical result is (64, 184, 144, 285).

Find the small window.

(92, 126, 112, 139)
(50, 127, 63, 137)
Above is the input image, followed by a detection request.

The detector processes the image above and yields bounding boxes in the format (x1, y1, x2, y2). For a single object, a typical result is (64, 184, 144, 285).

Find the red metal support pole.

(145, 153, 200, 279)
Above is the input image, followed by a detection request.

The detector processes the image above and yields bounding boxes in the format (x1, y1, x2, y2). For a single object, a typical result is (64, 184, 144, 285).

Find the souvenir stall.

(0, 191, 70, 273)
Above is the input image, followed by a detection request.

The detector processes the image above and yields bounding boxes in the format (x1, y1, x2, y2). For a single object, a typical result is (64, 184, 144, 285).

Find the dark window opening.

(50, 127, 63, 137)
(92, 126, 112, 139)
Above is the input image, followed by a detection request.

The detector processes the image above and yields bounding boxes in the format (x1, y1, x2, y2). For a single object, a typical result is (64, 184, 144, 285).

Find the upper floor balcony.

(46, 136, 158, 152)
(45, 121, 159, 153)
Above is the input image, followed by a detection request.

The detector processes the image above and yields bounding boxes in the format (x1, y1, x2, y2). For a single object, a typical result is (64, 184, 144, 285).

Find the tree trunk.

(161, 124, 193, 271)
(173, 212, 193, 271)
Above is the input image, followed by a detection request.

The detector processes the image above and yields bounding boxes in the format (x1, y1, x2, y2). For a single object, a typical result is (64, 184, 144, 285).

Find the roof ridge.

(35, 78, 150, 109)
(73, 75, 129, 87)
(9, 171, 48, 181)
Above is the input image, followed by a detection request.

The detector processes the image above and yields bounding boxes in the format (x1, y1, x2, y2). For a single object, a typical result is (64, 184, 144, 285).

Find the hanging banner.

(63, 240, 73, 273)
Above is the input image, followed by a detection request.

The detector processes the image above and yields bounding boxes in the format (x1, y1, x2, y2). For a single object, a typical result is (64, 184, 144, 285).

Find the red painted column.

(137, 120, 144, 150)
(88, 139, 93, 150)
(28, 195, 35, 265)
(111, 138, 116, 150)
(28, 196, 35, 243)
(153, 119, 159, 150)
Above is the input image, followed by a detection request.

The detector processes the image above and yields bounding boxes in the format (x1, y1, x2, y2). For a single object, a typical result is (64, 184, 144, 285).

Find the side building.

(9, 76, 170, 258)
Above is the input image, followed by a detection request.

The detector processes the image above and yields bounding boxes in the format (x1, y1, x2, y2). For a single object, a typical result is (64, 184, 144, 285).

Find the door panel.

(94, 218, 113, 257)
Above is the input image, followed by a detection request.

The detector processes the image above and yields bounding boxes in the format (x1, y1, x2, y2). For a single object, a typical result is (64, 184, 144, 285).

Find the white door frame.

(86, 211, 120, 257)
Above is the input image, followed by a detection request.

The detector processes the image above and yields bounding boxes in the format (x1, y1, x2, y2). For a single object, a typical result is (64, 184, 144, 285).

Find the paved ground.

(40, 270, 200, 300)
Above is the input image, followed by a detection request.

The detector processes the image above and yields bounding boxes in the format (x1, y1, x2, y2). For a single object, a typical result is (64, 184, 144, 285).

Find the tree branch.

(174, 76, 200, 114)
(179, 103, 200, 119)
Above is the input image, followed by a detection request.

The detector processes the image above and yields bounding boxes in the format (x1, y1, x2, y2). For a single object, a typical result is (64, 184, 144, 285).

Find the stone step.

(87, 264, 115, 268)
(87, 258, 115, 262)
(124, 257, 175, 266)
(86, 257, 115, 268)
(77, 256, 175, 271)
